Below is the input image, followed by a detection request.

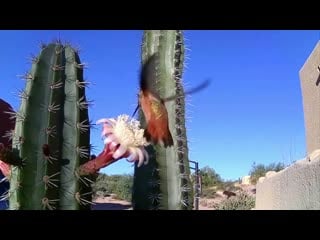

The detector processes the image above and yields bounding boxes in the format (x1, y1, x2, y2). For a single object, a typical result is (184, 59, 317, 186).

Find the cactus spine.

(8, 42, 93, 210)
(132, 30, 194, 210)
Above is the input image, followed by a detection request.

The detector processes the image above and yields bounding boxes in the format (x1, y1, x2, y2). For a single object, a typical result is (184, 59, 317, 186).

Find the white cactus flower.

(96, 114, 150, 167)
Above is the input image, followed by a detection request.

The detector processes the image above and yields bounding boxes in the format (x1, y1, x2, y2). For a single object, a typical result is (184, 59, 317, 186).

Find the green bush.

(92, 173, 133, 201)
(192, 166, 223, 188)
(249, 162, 286, 184)
(215, 191, 255, 210)
(193, 166, 242, 199)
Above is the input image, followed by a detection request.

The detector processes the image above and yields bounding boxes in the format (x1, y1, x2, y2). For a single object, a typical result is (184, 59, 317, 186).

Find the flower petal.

(113, 144, 128, 159)
(136, 148, 145, 167)
(142, 148, 149, 165)
(0, 160, 10, 178)
(96, 118, 116, 127)
(126, 148, 138, 162)
(104, 134, 117, 145)
(102, 125, 113, 136)
(109, 141, 118, 150)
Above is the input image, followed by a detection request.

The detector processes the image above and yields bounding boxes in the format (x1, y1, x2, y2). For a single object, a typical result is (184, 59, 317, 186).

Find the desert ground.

(91, 184, 256, 210)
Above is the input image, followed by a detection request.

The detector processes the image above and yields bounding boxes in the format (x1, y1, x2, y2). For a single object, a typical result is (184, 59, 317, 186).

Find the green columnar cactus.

(132, 30, 194, 210)
(7, 41, 94, 210)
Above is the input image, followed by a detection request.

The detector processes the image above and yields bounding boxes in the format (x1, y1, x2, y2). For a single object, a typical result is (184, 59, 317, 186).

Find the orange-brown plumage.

(137, 53, 174, 147)
(139, 90, 173, 147)
(132, 53, 210, 147)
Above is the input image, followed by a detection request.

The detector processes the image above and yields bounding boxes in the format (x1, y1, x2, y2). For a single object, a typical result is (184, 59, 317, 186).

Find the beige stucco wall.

(255, 150, 320, 210)
(299, 41, 320, 154)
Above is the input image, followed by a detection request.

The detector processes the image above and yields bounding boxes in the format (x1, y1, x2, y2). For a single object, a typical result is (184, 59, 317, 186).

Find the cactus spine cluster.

(132, 30, 194, 210)
(7, 41, 94, 210)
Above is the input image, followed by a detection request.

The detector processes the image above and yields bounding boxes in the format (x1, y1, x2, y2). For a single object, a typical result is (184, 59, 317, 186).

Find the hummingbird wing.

(132, 53, 161, 118)
(140, 53, 162, 101)
(162, 78, 211, 102)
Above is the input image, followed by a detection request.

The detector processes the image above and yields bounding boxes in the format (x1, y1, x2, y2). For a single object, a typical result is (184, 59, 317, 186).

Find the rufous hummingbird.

(132, 53, 210, 148)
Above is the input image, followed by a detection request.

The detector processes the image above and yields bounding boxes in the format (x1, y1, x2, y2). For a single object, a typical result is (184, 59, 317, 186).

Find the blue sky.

(0, 30, 319, 181)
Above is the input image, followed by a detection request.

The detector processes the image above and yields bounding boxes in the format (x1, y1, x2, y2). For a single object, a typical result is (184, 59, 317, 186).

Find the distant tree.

(194, 166, 222, 188)
(92, 173, 133, 201)
(249, 162, 286, 184)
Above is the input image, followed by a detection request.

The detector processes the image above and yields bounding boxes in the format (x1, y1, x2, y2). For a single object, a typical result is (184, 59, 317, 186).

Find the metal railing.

(189, 160, 201, 210)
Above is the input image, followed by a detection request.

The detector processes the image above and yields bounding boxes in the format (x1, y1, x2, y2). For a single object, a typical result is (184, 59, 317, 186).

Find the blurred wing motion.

(132, 53, 210, 147)
(162, 78, 211, 102)
(136, 54, 173, 147)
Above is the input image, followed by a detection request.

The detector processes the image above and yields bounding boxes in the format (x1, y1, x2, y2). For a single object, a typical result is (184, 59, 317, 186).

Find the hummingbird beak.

(132, 104, 140, 118)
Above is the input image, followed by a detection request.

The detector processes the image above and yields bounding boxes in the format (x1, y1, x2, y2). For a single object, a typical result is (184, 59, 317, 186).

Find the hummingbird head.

(132, 53, 160, 119)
